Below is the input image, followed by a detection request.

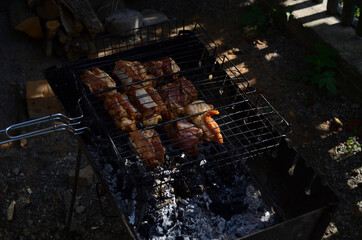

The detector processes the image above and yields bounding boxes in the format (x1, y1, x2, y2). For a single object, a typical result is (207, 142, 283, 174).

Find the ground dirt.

(0, 0, 361, 239)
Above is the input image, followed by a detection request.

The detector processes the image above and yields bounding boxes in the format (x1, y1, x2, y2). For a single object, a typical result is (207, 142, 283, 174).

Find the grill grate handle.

(0, 113, 87, 145)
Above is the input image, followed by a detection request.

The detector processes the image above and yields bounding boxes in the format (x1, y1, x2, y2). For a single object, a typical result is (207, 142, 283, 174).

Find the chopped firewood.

(27, 0, 36, 8)
(27, 187, 33, 194)
(7, 201, 16, 221)
(59, 3, 79, 37)
(45, 19, 61, 55)
(9, 0, 44, 39)
(46, 19, 61, 38)
(60, 0, 103, 35)
(36, 0, 60, 20)
(74, 17, 84, 33)
(57, 29, 72, 43)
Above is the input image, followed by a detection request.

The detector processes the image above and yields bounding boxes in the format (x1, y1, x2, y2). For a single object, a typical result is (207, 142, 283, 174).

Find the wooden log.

(59, 3, 79, 37)
(74, 17, 84, 33)
(36, 0, 60, 20)
(60, 0, 103, 35)
(45, 19, 61, 56)
(46, 19, 60, 38)
(9, 0, 44, 39)
(27, 0, 36, 8)
(57, 29, 72, 43)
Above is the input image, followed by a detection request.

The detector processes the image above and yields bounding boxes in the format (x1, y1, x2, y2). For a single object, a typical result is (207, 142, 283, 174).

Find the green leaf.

(305, 54, 320, 65)
(315, 43, 338, 57)
(319, 55, 337, 68)
(240, 12, 258, 25)
(326, 78, 337, 94)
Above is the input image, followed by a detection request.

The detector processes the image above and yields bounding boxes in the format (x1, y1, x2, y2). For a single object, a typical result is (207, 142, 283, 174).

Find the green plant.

(346, 136, 361, 152)
(302, 43, 338, 94)
(239, 4, 292, 37)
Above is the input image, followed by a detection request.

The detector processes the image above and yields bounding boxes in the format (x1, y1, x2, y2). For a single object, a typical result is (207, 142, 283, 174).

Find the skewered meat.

(161, 57, 180, 78)
(158, 77, 198, 117)
(143, 60, 163, 84)
(104, 94, 137, 132)
(144, 57, 181, 82)
(116, 93, 141, 121)
(129, 129, 165, 167)
(113, 60, 152, 90)
(165, 120, 203, 155)
(128, 87, 162, 126)
(81, 68, 117, 98)
(185, 100, 223, 144)
(145, 86, 174, 120)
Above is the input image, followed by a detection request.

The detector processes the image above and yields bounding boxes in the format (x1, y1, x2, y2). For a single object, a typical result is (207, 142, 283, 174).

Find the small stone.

(12, 168, 19, 175)
(334, 117, 343, 127)
(69, 165, 94, 187)
(96, 0, 125, 22)
(141, 9, 168, 26)
(105, 8, 143, 36)
(76, 206, 85, 214)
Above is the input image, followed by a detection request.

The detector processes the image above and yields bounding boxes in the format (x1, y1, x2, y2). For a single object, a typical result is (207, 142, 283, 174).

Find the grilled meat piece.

(161, 57, 180, 79)
(116, 93, 141, 121)
(128, 87, 162, 126)
(158, 77, 198, 117)
(81, 68, 117, 98)
(143, 60, 163, 84)
(144, 57, 180, 82)
(129, 129, 165, 167)
(185, 100, 223, 144)
(113, 60, 152, 90)
(145, 86, 174, 120)
(165, 120, 203, 155)
(104, 94, 137, 132)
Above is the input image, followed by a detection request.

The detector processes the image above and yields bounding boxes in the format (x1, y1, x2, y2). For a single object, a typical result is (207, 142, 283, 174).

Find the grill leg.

(66, 143, 82, 238)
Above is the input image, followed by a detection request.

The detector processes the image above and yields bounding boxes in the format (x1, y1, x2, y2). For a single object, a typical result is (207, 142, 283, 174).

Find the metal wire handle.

(0, 113, 87, 145)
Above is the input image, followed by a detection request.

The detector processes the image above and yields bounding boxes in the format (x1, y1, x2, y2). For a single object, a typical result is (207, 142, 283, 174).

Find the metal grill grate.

(45, 20, 291, 185)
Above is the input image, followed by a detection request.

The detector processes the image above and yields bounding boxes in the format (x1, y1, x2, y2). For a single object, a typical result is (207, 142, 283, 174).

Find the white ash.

(88, 143, 277, 239)
(140, 175, 277, 239)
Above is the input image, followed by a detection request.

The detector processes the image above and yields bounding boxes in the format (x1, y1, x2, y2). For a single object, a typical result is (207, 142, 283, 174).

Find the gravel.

(0, 1, 361, 239)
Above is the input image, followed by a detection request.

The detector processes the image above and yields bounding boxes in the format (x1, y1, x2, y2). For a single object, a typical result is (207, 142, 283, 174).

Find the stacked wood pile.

(9, 0, 105, 57)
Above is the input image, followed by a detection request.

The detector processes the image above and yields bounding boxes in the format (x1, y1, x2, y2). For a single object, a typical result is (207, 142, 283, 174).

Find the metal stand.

(66, 143, 82, 238)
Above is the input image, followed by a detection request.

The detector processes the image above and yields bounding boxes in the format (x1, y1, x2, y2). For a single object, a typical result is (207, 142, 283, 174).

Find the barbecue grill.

(0, 20, 338, 239)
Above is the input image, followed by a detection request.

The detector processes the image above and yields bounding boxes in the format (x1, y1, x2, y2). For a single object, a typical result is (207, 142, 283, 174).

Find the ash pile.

(138, 165, 278, 239)
(87, 140, 279, 239)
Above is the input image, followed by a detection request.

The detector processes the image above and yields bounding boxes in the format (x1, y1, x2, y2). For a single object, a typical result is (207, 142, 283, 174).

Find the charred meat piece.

(113, 60, 152, 90)
(165, 120, 203, 155)
(128, 87, 162, 127)
(129, 129, 165, 168)
(104, 94, 137, 132)
(81, 68, 117, 98)
(158, 77, 198, 117)
(185, 100, 223, 144)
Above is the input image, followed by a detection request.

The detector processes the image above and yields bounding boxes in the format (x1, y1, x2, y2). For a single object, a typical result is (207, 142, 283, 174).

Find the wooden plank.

(26, 80, 63, 118)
